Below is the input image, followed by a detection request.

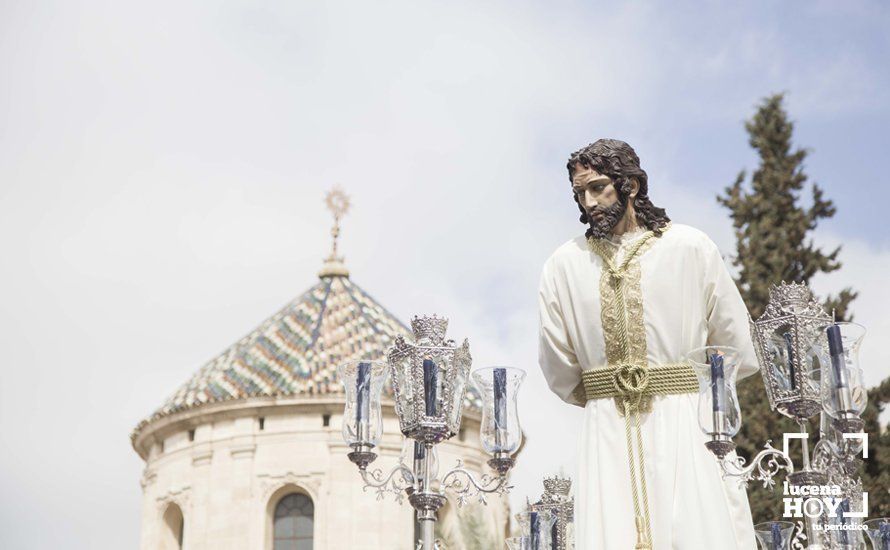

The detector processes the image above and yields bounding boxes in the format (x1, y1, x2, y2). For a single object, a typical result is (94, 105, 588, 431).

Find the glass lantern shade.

(472, 367, 525, 456)
(448, 360, 469, 429)
(750, 283, 832, 420)
(753, 521, 794, 550)
(764, 325, 823, 395)
(388, 315, 472, 443)
(337, 360, 388, 448)
(817, 322, 867, 420)
(864, 518, 890, 550)
(515, 509, 555, 550)
(687, 346, 742, 439)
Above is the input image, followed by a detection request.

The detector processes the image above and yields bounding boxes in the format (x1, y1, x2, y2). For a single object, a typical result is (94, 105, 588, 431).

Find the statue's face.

(571, 165, 626, 238)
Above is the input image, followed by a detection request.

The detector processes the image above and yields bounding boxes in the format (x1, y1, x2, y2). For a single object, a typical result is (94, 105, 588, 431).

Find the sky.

(1, 1, 889, 548)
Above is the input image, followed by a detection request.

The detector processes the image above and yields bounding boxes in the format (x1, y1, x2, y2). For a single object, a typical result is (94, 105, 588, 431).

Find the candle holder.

(689, 345, 744, 459)
(753, 521, 795, 550)
(817, 322, 867, 435)
(339, 314, 524, 550)
(687, 345, 796, 488)
(338, 360, 389, 469)
(473, 367, 525, 474)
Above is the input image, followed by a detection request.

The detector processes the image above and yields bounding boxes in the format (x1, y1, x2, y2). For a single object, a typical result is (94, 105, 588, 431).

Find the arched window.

(273, 493, 314, 550)
(161, 503, 184, 550)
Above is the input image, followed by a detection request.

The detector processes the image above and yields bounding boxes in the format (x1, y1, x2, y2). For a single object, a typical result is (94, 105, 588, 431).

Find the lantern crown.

(411, 315, 450, 346)
(543, 475, 572, 497)
(761, 282, 826, 320)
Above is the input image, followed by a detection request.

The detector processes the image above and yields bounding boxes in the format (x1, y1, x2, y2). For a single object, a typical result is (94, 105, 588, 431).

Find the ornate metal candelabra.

(694, 283, 869, 549)
(338, 315, 525, 550)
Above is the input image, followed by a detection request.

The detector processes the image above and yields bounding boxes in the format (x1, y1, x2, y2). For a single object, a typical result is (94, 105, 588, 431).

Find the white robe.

(538, 224, 758, 550)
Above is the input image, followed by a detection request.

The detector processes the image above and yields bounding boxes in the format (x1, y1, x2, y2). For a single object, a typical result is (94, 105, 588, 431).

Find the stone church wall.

(136, 400, 507, 549)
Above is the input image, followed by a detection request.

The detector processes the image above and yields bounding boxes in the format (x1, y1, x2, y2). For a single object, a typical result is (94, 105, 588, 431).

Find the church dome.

(131, 275, 408, 438)
(131, 189, 479, 446)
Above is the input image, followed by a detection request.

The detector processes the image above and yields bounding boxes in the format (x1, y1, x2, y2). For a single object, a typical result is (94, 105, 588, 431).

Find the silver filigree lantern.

(529, 475, 574, 550)
(388, 315, 472, 444)
(750, 282, 831, 421)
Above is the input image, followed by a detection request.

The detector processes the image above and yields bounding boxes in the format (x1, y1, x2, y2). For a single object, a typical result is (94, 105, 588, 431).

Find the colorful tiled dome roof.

(132, 271, 482, 440)
(165, 274, 407, 408)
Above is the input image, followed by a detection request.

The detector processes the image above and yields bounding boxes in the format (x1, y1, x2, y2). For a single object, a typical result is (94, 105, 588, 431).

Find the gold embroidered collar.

(586, 222, 671, 366)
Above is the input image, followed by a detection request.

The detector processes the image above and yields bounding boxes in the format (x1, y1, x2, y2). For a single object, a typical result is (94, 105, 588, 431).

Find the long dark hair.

(567, 138, 670, 238)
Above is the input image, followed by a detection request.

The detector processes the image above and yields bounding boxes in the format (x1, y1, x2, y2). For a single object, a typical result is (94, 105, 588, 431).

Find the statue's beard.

(587, 199, 627, 239)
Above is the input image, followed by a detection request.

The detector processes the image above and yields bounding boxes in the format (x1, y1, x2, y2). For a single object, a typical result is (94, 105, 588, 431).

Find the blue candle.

(782, 332, 796, 390)
(710, 353, 726, 413)
(423, 359, 438, 416)
(493, 368, 507, 431)
(530, 511, 540, 549)
(827, 324, 848, 388)
(356, 362, 371, 428)
(413, 441, 425, 461)
(770, 522, 782, 549)
(827, 324, 855, 416)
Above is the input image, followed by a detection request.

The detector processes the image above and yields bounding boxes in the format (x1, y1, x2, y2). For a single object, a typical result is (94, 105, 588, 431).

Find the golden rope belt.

(585, 230, 698, 550)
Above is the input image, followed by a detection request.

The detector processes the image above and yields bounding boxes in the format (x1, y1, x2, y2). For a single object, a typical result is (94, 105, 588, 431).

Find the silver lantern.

(388, 314, 472, 444)
(749, 282, 830, 421)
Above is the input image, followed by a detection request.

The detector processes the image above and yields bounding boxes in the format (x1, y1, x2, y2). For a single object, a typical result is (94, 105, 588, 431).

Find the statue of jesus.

(537, 138, 758, 549)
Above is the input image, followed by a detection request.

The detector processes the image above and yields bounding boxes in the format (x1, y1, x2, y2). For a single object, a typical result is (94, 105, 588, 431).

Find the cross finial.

(319, 186, 351, 278)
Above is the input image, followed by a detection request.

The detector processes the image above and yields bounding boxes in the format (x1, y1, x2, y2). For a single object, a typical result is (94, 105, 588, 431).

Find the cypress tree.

(719, 93, 855, 322)
(717, 93, 887, 523)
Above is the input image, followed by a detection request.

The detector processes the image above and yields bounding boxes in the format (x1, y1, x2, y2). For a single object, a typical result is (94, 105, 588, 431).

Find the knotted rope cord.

(586, 230, 697, 550)
(583, 363, 698, 399)
(597, 232, 655, 549)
